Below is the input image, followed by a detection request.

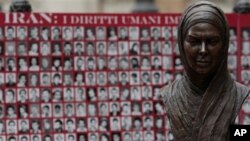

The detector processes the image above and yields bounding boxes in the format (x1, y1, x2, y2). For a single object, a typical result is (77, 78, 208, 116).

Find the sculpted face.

(183, 22, 223, 74)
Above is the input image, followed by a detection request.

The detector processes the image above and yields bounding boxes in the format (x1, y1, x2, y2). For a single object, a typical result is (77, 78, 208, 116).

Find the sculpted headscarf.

(161, 1, 250, 141)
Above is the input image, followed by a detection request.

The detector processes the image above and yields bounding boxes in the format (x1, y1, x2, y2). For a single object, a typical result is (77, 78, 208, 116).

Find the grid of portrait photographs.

(0, 16, 248, 141)
(238, 26, 250, 126)
(0, 25, 175, 141)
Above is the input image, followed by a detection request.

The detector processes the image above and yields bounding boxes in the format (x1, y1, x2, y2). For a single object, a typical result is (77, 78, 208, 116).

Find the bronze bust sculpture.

(161, 1, 250, 141)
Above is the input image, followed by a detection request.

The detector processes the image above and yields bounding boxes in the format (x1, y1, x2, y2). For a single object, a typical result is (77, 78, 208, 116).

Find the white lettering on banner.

(164, 15, 181, 24)
(121, 16, 161, 24)
(40, 13, 53, 24)
(64, 15, 118, 24)
(5, 13, 10, 23)
(5, 13, 53, 24)
(4, 14, 166, 25)
(27, 14, 39, 24)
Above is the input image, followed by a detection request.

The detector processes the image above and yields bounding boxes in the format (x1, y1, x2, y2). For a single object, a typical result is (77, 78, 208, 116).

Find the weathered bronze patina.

(161, 1, 250, 141)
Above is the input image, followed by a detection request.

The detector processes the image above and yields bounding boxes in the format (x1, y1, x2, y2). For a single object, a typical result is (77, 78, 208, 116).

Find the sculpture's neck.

(186, 72, 214, 93)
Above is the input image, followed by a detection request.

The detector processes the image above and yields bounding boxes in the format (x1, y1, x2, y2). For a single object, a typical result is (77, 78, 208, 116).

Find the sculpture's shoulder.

(235, 82, 250, 125)
(235, 82, 250, 99)
(160, 80, 179, 107)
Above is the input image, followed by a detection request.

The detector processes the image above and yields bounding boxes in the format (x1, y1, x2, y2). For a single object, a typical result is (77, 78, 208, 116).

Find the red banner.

(0, 13, 249, 141)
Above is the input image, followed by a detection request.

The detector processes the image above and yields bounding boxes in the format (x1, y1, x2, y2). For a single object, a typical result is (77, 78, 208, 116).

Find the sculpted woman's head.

(178, 1, 229, 78)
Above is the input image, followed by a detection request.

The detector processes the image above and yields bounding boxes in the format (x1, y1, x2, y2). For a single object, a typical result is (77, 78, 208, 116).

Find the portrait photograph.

(17, 26, 27, 40)
(109, 102, 120, 116)
(63, 26, 73, 41)
(76, 103, 86, 117)
(119, 57, 129, 70)
(52, 88, 63, 102)
(241, 70, 250, 85)
(228, 40, 237, 54)
(41, 103, 52, 118)
(107, 41, 118, 55)
(118, 41, 129, 55)
(99, 117, 109, 131)
(140, 41, 150, 55)
(110, 117, 121, 131)
(129, 41, 140, 55)
(54, 134, 65, 141)
(96, 26, 106, 40)
(29, 42, 39, 56)
(74, 42, 84, 55)
(30, 119, 42, 134)
(86, 42, 95, 55)
(40, 41, 51, 56)
(53, 104, 63, 118)
(52, 42, 62, 56)
(42, 118, 53, 133)
(129, 26, 139, 40)
(98, 87, 108, 101)
(130, 56, 140, 70)
(241, 28, 250, 40)
(87, 117, 98, 132)
(119, 71, 129, 86)
(65, 118, 76, 132)
(108, 27, 118, 40)
(228, 55, 237, 70)
(18, 119, 29, 133)
(141, 56, 151, 70)
(5, 88, 16, 103)
(121, 116, 132, 130)
(63, 42, 73, 56)
(99, 102, 109, 116)
(5, 26, 16, 40)
(142, 86, 152, 100)
(118, 27, 128, 40)
(97, 71, 107, 86)
(121, 102, 131, 116)
(29, 27, 39, 40)
(163, 71, 173, 85)
(6, 57, 17, 72)
(241, 56, 250, 69)
(64, 103, 75, 117)
(151, 27, 161, 40)
(85, 27, 95, 40)
(140, 27, 150, 40)
(17, 88, 28, 103)
(40, 27, 50, 40)
(162, 26, 172, 40)
(51, 26, 62, 40)
(130, 71, 140, 85)
(151, 56, 162, 70)
(96, 42, 106, 55)
(75, 87, 86, 102)
(152, 71, 162, 85)
(5, 42, 16, 56)
(163, 56, 173, 70)
(28, 88, 40, 103)
(242, 40, 250, 55)
(17, 42, 28, 56)
(74, 26, 84, 40)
